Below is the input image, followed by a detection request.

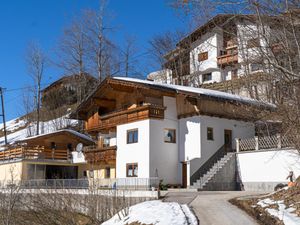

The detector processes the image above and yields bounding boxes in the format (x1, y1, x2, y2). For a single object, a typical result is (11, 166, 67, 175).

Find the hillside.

(0, 114, 79, 148)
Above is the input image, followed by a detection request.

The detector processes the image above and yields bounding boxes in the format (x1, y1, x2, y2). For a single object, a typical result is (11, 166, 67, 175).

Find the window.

(126, 163, 138, 177)
(50, 142, 56, 150)
(247, 37, 260, 48)
(164, 129, 176, 143)
(207, 127, 214, 140)
(105, 167, 111, 178)
(202, 73, 212, 82)
(103, 138, 110, 147)
(127, 129, 138, 144)
(198, 52, 208, 61)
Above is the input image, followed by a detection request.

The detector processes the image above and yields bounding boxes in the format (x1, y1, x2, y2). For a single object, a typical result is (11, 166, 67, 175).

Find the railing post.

(276, 134, 282, 148)
(235, 138, 240, 153)
(255, 136, 259, 151)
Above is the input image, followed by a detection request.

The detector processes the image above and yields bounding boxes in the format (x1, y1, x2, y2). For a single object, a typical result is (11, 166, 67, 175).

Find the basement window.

(126, 163, 138, 177)
(164, 129, 176, 143)
(127, 129, 138, 144)
(207, 127, 214, 141)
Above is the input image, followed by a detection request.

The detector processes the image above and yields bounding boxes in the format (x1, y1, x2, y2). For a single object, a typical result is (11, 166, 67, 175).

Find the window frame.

(198, 51, 208, 62)
(127, 129, 138, 144)
(105, 167, 111, 178)
(126, 163, 138, 177)
(202, 73, 212, 82)
(164, 129, 176, 143)
(207, 127, 214, 141)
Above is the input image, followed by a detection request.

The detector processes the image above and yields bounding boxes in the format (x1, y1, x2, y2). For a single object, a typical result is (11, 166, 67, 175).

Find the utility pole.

(0, 87, 7, 145)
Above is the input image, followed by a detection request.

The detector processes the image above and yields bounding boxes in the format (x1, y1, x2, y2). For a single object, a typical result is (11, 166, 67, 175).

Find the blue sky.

(0, 0, 187, 120)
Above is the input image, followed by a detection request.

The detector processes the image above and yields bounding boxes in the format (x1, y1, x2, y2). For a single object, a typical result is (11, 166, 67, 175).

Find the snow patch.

(102, 200, 198, 225)
(257, 198, 300, 225)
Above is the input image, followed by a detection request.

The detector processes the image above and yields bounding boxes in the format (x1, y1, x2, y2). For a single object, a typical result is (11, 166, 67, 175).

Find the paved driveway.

(164, 191, 264, 225)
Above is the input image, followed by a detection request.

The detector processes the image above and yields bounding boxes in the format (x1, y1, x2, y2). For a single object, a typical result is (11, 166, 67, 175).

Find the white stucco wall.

(149, 97, 179, 184)
(237, 149, 300, 191)
(189, 30, 222, 84)
(116, 97, 179, 184)
(179, 115, 255, 184)
(116, 120, 150, 178)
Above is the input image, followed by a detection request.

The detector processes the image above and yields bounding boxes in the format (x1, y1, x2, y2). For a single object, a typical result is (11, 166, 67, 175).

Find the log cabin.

(71, 77, 274, 188)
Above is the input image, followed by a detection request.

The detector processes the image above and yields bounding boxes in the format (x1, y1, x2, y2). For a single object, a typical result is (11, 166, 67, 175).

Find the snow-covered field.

(102, 200, 198, 225)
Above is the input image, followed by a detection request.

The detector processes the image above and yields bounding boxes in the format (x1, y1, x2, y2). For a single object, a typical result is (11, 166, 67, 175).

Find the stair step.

(194, 153, 234, 190)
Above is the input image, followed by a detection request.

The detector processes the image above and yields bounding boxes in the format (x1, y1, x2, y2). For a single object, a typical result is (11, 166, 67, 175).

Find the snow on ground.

(102, 200, 198, 225)
(0, 114, 78, 147)
(0, 117, 27, 132)
(257, 198, 300, 225)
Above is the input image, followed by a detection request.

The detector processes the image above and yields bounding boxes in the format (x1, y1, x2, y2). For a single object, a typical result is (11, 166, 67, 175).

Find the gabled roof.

(18, 129, 95, 145)
(113, 77, 275, 108)
(70, 76, 275, 120)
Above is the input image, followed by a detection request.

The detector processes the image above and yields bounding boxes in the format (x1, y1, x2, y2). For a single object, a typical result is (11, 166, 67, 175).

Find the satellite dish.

(76, 143, 83, 152)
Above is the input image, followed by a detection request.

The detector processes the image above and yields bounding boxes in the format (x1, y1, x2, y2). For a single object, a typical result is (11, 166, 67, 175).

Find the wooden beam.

(92, 98, 116, 108)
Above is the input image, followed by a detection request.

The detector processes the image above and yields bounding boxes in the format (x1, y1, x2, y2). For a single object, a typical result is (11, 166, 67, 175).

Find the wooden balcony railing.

(86, 104, 165, 132)
(84, 145, 117, 163)
(0, 146, 70, 162)
(217, 48, 238, 66)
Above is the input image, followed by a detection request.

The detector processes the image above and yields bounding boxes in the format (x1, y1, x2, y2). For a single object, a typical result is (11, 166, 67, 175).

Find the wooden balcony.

(217, 48, 238, 66)
(0, 146, 70, 162)
(84, 145, 117, 163)
(86, 104, 165, 132)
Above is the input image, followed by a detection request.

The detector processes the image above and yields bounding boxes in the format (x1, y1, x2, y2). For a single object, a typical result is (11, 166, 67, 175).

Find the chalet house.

(150, 14, 297, 102)
(42, 73, 98, 109)
(0, 129, 94, 182)
(71, 77, 274, 188)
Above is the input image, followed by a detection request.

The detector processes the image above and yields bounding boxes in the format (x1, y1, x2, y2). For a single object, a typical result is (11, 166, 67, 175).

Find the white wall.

(149, 97, 179, 184)
(179, 115, 255, 184)
(238, 150, 300, 183)
(116, 120, 150, 178)
(189, 30, 222, 84)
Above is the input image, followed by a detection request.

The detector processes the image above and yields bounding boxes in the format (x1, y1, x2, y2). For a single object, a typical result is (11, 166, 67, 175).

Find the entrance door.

(224, 129, 232, 152)
(182, 162, 187, 188)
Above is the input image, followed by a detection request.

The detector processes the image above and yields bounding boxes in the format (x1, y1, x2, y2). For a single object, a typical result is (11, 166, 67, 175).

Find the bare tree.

(26, 42, 46, 136)
(82, 1, 118, 81)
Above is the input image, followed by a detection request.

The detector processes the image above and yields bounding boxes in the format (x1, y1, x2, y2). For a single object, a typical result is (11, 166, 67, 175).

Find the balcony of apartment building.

(217, 39, 238, 67)
(83, 135, 117, 164)
(85, 103, 165, 132)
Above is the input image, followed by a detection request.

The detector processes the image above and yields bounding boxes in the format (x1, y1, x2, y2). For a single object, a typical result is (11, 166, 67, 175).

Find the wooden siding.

(0, 146, 70, 161)
(84, 146, 117, 164)
(86, 104, 165, 132)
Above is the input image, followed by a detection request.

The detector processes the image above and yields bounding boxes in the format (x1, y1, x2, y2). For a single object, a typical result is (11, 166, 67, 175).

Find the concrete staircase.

(190, 153, 236, 191)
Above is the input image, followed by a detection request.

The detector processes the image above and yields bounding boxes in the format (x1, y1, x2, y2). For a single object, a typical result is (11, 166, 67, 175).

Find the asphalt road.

(164, 191, 264, 225)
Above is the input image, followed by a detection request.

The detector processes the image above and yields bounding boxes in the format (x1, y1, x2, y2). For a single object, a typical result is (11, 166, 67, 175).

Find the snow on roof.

(113, 77, 275, 108)
(18, 129, 94, 143)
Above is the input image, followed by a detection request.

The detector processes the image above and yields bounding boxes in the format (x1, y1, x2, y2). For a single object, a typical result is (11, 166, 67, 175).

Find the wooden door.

(224, 129, 232, 152)
(182, 162, 187, 188)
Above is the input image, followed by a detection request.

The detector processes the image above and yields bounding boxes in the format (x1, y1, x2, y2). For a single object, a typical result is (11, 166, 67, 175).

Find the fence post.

(255, 136, 259, 151)
(235, 138, 240, 153)
(277, 134, 282, 149)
